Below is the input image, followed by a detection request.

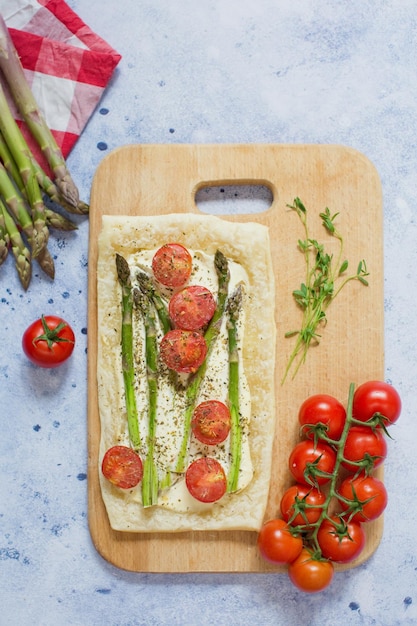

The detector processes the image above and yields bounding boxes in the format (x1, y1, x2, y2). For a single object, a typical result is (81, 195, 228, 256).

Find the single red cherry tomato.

(152, 243, 192, 288)
(160, 329, 207, 373)
(341, 425, 387, 473)
(288, 440, 337, 486)
(353, 380, 401, 426)
(101, 445, 143, 489)
(191, 400, 231, 445)
(169, 285, 216, 330)
(185, 457, 227, 503)
(338, 473, 388, 522)
(317, 516, 365, 563)
(298, 394, 346, 441)
(22, 314, 75, 368)
(288, 548, 334, 593)
(257, 518, 303, 564)
(280, 484, 326, 527)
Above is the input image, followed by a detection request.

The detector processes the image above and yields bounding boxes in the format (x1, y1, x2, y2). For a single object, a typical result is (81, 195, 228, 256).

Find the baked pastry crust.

(97, 213, 276, 532)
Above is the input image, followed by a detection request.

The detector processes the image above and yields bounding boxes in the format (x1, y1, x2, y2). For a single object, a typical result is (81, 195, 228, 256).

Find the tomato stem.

(294, 382, 365, 556)
(33, 314, 74, 349)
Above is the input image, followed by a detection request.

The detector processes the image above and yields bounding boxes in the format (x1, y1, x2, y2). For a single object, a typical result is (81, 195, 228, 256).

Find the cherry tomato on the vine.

(288, 440, 337, 486)
(257, 518, 303, 565)
(317, 516, 365, 563)
(191, 400, 231, 445)
(288, 548, 334, 593)
(185, 457, 227, 503)
(298, 394, 346, 441)
(169, 285, 216, 331)
(280, 484, 326, 527)
(22, 314, 75, 368)
(338, 473, 388, 522)
(101, 446, 143, 489)
(341, 425, 387, 473)
(353, 380, 401, 426)
(160, 329, 207, 373)
(152, 243, 192, 288)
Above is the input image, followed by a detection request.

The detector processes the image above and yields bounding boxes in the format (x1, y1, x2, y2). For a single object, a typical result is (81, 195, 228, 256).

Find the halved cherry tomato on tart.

(22, 314, 75, 368)
(101, 445, 143, 489)
(185, 457, 227, 503)
(191, 400, 231, 445)
(160, 329, 207, 373)
(169, 285, 216, 330)
(152, 243, 192, 288)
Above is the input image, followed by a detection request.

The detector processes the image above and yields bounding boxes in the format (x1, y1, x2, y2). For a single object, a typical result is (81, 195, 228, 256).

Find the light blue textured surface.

(1, 1, 417, 624)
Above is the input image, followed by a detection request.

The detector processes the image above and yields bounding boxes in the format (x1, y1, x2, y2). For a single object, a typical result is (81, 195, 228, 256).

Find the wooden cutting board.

(87, 143, 384, 573)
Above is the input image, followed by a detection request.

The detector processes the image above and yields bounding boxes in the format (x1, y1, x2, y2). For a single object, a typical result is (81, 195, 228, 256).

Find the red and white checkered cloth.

(1, 0, 121, 163)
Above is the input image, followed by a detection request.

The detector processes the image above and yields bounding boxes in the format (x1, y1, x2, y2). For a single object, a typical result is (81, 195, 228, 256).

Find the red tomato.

(101, 446, 143, 489)
(353, 380, 401, 426)
(185, 457, 227, 503)
(152, 243, 192, 288)
(317, 516, 365, 563)
(288, 440, 337, 486)
(160, 329, 207, 373)
(298, 394, 346, 441)
(22, 314, 75, 368)
(257, 518, 303, 564)
(338, 474, 388, 522)
(169, 285, 216, 330)
(342, 425, 387, 473)
(288, 548, 334, 593)
(191, 400, 231, 445)
(280, 484, 326, 527)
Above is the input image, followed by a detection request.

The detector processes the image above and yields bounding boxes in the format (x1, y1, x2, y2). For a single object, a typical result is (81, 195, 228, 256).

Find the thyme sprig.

(282, 198, 369, 383)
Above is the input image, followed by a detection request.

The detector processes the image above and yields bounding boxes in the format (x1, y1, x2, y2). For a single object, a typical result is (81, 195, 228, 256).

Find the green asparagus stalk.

(36, 245, 55, 279)
(0, 206, 9, 265)
(0, 129, 24, 192)
(0, 160, 44, 258)
(45, 208, 78, 231)
(226, 284, 244, 493)
(137, 271, 172, 334)
(133, 288, 159, 507)
(115, 253, 141, 450)
(30, 155, 89, 216)
(0, 16, 80, 210)
(0, 197, 31, 289)
(175, 250, 230, 473)
(0, 84, 49, 255)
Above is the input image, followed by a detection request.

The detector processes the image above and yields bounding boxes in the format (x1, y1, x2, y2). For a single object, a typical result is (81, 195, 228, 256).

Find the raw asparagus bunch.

(0, 15, 88, 289)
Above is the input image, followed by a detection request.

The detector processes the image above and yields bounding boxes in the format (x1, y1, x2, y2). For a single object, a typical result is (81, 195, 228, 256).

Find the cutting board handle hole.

(195, 183, 273, 215)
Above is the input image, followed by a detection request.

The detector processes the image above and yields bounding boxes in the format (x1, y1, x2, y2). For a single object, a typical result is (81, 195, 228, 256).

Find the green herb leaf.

(282, 199, 370, 383)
